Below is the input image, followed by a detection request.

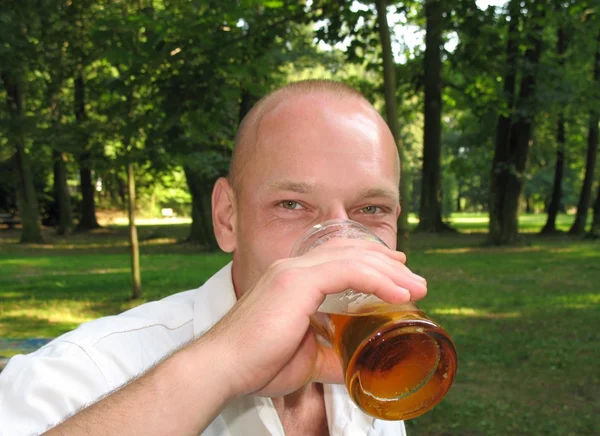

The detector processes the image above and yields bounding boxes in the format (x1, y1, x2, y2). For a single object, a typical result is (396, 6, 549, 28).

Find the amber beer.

(313, 305, 456, 420)
(292, 219, 457, 420)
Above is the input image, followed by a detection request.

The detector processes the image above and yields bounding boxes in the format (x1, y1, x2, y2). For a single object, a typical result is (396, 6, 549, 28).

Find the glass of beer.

(291, 219, 457, 421)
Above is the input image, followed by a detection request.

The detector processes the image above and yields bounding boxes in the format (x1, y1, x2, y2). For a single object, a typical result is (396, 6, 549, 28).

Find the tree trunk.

(569, 114, 599, 234)
(542, 116, 566, 234)
(589, 181, 600, 237)
(117, 174, 128, 207)
(489, 0, 520, 244)
(1, 71, 43, 243)
(569, 30, 600, 235)
(53, 150, 73, 235)
(12, 145, 44, 243)
(525, 194, 533, 214)
(184, 165, 217, 248)
(127, 163, 142, 299)
(416, 0, 451, 233)
(78, 152, 100, 229)
(74, 73, 100, 230)
(541, 27, 567, 235)
(489, 0, 544, 244)
(239, 89, 259, 125)
(375, 0, 410, 252)
(188, 199, 207, 245)
(199, 188, 216, 246)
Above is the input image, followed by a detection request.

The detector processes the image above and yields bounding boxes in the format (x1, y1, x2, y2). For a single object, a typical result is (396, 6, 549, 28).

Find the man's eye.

(280, 201, 303, 210)
(361, 206, 381, 215)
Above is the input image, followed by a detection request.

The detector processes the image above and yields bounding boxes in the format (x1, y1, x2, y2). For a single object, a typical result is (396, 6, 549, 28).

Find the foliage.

(1, 0, 599, 238)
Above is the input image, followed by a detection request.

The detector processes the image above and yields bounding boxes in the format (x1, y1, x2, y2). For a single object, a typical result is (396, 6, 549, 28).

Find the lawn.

(0, 212, 598, 435)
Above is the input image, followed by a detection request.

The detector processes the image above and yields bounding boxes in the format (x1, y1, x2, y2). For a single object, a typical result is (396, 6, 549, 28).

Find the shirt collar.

(192, 262, 237, 337)
(324, 383, 376, 435)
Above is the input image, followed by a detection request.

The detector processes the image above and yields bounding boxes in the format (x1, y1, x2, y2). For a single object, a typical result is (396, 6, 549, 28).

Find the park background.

(0, 0, 598, 435)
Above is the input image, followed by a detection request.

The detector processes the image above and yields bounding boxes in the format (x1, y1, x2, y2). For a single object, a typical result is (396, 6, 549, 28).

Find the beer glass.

(290, 219, 457, 421)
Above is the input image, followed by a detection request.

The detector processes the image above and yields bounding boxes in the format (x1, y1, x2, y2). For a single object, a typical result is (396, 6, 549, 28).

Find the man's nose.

(323, 207, 350, 222)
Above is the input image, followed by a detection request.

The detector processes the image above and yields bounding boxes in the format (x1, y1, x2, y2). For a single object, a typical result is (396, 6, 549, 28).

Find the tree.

(0, 1, 45, 243)
(53, 149, 73, 235)
(127, 162, 141, 299)
(590, 180, 600, 237)
(375, 0, 410, 251)
(489, 0, 547, 244)
(541, 25, 568, 234)
(184, 159, 221, 248)
(1, 73, 44, 243)
(89, 0, 158, 296)
(151, 1, 309, 246)
(415, 0, 453, 232)
(40, 2, 76, 235)
(569, 29, 600, 235)
(75, 73, 101, 231)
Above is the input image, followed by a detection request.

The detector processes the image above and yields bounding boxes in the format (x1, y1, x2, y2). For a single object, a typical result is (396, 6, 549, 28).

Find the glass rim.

(290, 219, 386, 257)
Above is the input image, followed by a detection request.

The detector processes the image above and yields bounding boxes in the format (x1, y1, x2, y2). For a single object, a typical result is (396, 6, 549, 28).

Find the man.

(0, 80, 427, 435)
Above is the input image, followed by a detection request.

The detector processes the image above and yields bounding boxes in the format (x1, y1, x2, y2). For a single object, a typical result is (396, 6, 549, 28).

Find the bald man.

(0, 80, 427, 436)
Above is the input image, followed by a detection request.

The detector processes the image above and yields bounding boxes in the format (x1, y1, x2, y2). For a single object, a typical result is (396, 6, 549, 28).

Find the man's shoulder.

(26, 262, 234, 384)
(59, 288, 199, 350)
(18, 288, 201, 391)
(63, 260, 234, 353)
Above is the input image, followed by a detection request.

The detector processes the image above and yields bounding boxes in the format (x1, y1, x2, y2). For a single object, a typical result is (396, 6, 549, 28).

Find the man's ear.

(212, 177, 236, 253)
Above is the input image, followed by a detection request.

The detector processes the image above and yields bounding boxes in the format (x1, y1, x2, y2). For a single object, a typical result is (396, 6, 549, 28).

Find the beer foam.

(319, 291, 417, 315)
(319, 291, 385, 314)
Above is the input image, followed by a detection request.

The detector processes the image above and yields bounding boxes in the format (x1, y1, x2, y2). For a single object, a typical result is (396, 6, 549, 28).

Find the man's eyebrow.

(265, 180, 314, 193)
(358, 187, 399, 201)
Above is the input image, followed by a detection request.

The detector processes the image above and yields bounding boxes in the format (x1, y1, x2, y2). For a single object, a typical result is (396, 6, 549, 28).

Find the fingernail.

(413, 274, 427, 284)
(397, 286, 411, 301)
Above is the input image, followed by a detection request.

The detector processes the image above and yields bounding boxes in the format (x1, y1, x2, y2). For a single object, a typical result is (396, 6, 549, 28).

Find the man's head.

(212, 80, 401, 296)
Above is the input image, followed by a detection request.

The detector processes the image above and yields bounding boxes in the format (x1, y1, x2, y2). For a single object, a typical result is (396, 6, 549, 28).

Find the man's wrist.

(184, 330, 241, 402)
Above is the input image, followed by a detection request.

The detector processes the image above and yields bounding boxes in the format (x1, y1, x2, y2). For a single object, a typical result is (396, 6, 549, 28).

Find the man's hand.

(202, 239, 427, 399)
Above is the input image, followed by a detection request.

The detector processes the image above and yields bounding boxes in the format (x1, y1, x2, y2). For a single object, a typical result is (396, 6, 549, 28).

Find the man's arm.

(46, 333, 235, 435)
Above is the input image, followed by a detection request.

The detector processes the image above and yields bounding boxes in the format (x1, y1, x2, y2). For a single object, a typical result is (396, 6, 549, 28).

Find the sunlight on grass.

(546, 246, 600, 257)
(546, 293, 600, 309)
(450, 217, 489, 224)
(3, 307, 94, 325)
(0, 349, 21, 358)
(2, 258, 53, 267)
(424, 247, 476, 254)
(0, 292, 23, 299)
(425, 246, 545, 254)
(142, 237, 180, 245)
(9, 240, 131, 249)
(431, 307, 522, 318)
(35, 268, 130, 277)
(101, 217, 192, 226)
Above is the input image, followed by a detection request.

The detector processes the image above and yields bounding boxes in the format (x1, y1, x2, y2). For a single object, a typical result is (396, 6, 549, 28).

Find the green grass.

(0, 212, 598, 435)
(431, 211, 584, 233)
(0, 225, 231, 338)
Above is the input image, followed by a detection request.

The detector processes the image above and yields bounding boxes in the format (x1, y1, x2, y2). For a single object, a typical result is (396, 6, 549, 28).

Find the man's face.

(230, 93, 401, 294)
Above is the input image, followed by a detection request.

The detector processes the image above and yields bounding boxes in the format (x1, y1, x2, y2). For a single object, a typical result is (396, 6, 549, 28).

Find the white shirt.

(0, 263, 406, 436)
